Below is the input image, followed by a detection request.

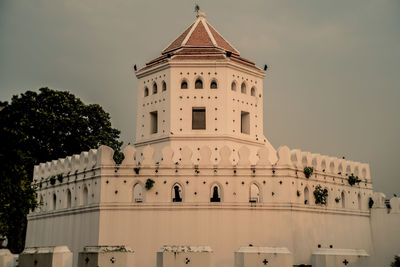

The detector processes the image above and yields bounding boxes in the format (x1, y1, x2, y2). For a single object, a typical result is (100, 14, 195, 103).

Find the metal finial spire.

(194, 4, 200, 16)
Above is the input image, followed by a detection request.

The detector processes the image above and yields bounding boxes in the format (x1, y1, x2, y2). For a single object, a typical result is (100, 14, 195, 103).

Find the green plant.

(57, 174, 63, 183)
(297, 190, 301, 197)
(391, 255, 400, 267)
(113, 150, 125, 165)
(368, 197, 374, 209)
(348, 173, 361, 186)
(313, 185, 328, 205)
(145, 179, 155, 190)
(49, 176, 56, 185)
(335, 197, 341, 203)
(0, 88, 122, 253)
(303, 166, 314, 178)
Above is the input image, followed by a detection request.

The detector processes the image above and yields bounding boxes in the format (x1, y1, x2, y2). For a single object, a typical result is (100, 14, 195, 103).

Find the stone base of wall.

(311, 248, 369, 267)
(157, 245, 213, 267)
(234, 246, 293, 267)
(19, 246, 72, 267)
(78, 246, 134, 267)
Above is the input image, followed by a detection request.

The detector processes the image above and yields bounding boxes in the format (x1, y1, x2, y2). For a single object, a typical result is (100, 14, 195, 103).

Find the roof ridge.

(206, 22, 239, 55)
(181, 17, 201, 46)
(201, 18, 218, 47)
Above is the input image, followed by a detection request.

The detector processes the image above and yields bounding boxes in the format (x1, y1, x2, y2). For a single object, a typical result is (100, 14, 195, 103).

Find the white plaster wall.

(27, 145, 388, 267)
(25, 211, 100, 267)
(370, 205, 400, 267)
(97, 205, 372, 267)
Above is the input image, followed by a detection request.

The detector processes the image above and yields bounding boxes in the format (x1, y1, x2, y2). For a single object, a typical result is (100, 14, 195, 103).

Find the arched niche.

(249, 183, 260, 203)
(195, 78, 203, 89)
(82, 186, 88, 206)
(172, 183, 183, 202)
(304, 187, 310, 205)
(251, 87, 256, 96)
(210, 183, 222, 202)
(133, 183, 144, 203)
(181, 80, 188, 89)
(152, 82, 158, 94)
(52, 193, 57, 210)
(241, 82, 246, 94)
(66, 189, 72, 208)
(210, 80, 218, 89)
(341, 191, 346, 208)
(231, 81, 237, 91)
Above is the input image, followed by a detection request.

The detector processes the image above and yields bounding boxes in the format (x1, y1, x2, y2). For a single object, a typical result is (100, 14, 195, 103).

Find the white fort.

(22, 12, 400, 267)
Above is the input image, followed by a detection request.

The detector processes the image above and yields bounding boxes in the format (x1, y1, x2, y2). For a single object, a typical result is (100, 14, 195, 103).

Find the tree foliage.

(0, 88, 122, 253)
(391, 255, 400, 267)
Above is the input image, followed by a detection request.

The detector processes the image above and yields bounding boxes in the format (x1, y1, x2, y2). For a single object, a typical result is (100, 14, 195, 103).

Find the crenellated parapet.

(32, 144, 371, 184)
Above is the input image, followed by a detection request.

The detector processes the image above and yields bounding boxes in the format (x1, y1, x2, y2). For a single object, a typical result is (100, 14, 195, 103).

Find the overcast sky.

(0, 0, 399, 196)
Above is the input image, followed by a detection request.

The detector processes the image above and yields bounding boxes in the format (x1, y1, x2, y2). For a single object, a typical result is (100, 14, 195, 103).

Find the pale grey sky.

(0, 0, 399, 196)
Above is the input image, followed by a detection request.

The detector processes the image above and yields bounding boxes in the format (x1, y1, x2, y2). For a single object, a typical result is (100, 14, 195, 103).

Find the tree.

(0, 88, 122, 253)
(391, 255, 400, 267)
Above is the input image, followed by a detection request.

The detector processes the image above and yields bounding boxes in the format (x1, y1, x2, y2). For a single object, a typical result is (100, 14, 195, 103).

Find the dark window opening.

(241, 82, 246, 94)
(241, 111, 250, 134)
(210, 80, 218, 89)
(210, 186, 221, 202)
(173, 185, 182, 202)
(231, 82, 237, 91)
(195, 79, 203, 89)
(144, 87, 149, 97)
(162, 81, 167, 91)
(150, 111, 158, 134)
(192, 108, 206, 130)
(153, 83, 158, 94)
(181, 80, 188, 89)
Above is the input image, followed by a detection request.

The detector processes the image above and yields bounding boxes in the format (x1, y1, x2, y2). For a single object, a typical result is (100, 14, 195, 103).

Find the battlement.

(33, 144, 371, 182)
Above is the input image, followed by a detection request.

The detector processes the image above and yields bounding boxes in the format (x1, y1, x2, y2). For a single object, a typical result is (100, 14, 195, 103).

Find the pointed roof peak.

(162, 12, 239, 55)
(196, 11, 206, 19)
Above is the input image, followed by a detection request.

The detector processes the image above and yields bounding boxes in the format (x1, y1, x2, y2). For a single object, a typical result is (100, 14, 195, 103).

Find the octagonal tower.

(134, 12, 276, 162)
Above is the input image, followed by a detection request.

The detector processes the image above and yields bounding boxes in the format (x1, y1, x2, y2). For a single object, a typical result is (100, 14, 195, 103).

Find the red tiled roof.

(206, 22, 239, 54)
(162, 13, 239, 55)
(186, 21, 214, 47)
(137, 13, 261, 73)
(163, 23, 194, 53)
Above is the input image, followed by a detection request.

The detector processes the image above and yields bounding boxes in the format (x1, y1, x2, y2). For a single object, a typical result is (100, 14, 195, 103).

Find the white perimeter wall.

(97, 206, 372, 267)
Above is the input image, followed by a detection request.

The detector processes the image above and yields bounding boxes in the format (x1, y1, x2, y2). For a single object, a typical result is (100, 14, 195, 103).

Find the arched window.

(249, 183, 260, 203)
(144, 87, 149, 97)
(210, 80, 218, 89)
(133, 183, 143, 203)
(52, 193, 57, 210)
(358, 193, 362, 210)
(181, 80, 188, 89)
(39, 195, 44, 212)
(251, 87, 256, 96)
(66, 190, 71, 208)
(172, 183, 183, 202)
(341, 191, 346, 208)
(153, 83, 158, 94)
(210, 185, 221, 202)
(83, 187, 88, 206)
(304, 187, 309, 205)
(231, 81, 237, 91)
(195, 78, 203, 89)
(241, 82, 246, 94)
(162, 81, 167, 91)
